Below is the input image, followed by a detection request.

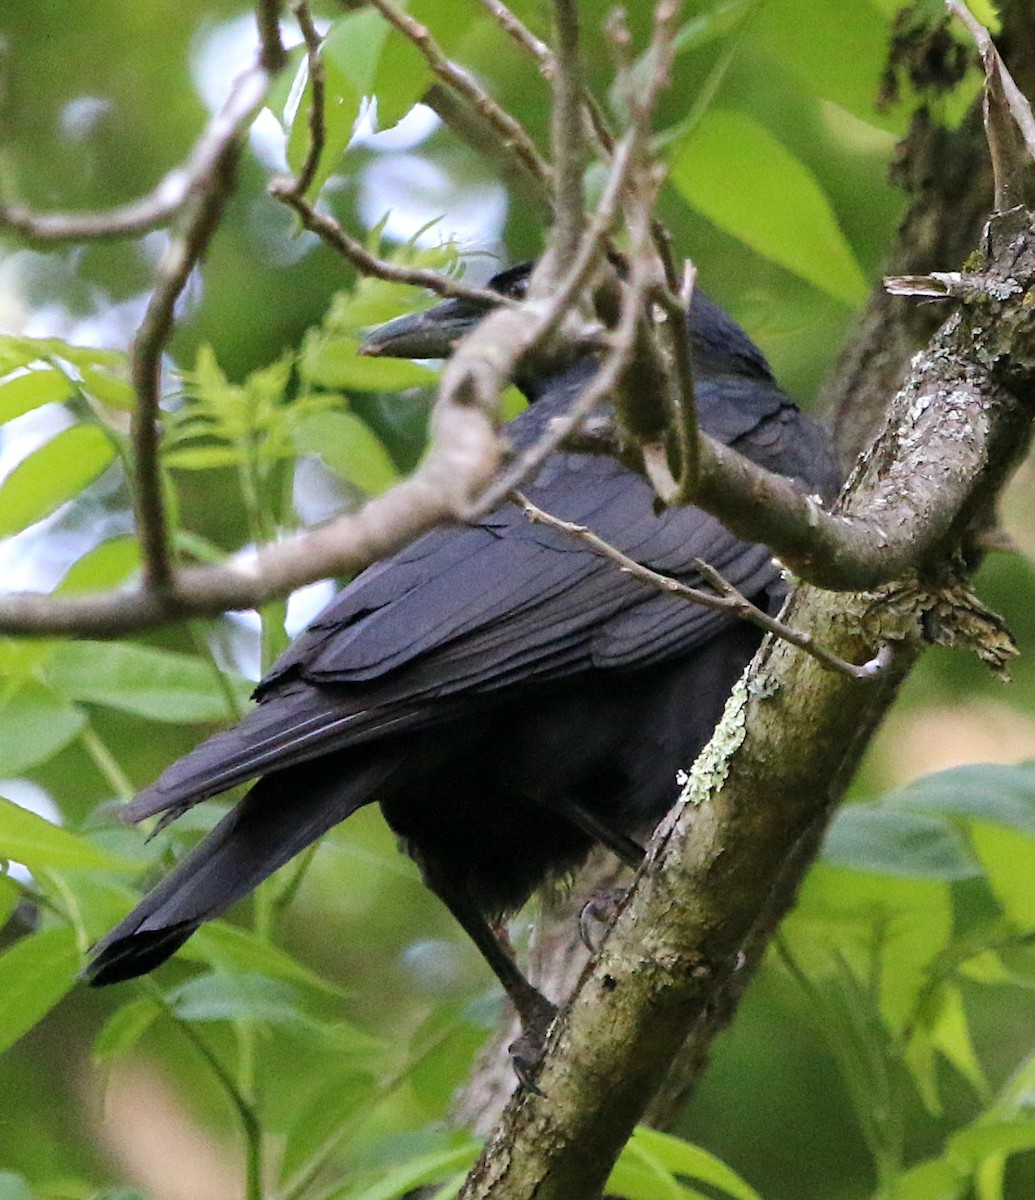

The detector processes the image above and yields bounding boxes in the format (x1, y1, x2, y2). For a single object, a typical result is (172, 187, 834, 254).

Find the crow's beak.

(358, 294, 496, 360)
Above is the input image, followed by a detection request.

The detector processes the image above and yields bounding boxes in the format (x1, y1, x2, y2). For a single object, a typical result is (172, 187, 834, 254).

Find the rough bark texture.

(454, 203, 1035, 1197)
(826, 0, 1035, 462)
(452, 1, 1035, 1140)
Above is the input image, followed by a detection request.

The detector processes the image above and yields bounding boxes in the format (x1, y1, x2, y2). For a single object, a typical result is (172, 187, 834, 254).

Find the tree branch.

(129, 65, 271, 591)
(267, 182, 510, 307)
(456, 206, 1035, 1200)
(547, 0, 587, 272)
(0, 405, 499, 637)
(0, 57, 272, 244)
(365, 0, 551, 190)
(287, 2, 324, 197)
(516, 492, 891, 680)
(256, 0, 288, 72)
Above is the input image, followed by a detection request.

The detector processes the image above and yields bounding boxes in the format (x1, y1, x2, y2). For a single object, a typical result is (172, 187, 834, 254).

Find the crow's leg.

(538, 795, 645, 869)
(420, 863, 557, 1085)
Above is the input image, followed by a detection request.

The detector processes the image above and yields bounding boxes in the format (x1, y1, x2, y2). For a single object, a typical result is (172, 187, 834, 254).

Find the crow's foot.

(509, 993, 558, 1092)
(579, 885, 629, 952)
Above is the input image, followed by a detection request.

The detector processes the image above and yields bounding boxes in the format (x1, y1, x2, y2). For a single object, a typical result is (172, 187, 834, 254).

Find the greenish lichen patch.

(678, 672, 751, 808)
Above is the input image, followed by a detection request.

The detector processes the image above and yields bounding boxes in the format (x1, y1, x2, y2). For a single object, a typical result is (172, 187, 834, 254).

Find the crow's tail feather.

(84, 752, 398, 985)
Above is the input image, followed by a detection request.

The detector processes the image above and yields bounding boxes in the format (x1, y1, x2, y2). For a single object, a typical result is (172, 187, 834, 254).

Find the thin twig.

(467, 0, 681, 471)
(461, 227, 658, 518)
(256, 0, 288, 72)
(0, 60, 271, 244)
(267, 183, 513, 307)
(516, 493, 890, 680)
(366, 0, 551, 189)
(478, 0, 615, 162)
(654, 259, 701, 500)
(130, 64, 270, 591)
(548, 0, 587, 273)
(0, 365, 502, 638)
(290, 2, 325, 197)
(479, 0, 552, 66)
(947, 0, 1035, 210)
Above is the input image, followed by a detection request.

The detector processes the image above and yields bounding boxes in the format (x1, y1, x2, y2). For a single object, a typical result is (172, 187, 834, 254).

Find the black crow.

(85, 264, 840, 1064)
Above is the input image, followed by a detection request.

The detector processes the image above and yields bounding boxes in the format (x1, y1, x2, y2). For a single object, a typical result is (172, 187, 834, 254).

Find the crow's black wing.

(129, 373, 830, 820)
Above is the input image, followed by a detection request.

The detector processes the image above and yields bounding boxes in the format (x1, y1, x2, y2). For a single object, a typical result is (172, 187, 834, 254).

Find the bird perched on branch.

(85, 262, 840, 1073)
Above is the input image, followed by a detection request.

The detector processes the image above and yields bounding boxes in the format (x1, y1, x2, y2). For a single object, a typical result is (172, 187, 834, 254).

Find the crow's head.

(360, 259, 773, 384)
(359, 263, 531, 360)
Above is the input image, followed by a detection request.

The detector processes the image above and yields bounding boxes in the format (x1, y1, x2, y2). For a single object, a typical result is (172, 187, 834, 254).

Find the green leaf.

(874, 763, 1035, 922)
(950, 1120, 1035, 1166)
(56, 535, 141, 593)
(190, 920, 348, 998)
(333, 1144, 479, 1200)
(164, 969, 382, 1054)
(674, 0, 758, 53)
(373, 29, 433, 128)
(0, 680, 86, 774)
(0, 792, 138, 878)
(322, 8, 389, 96)
(0, 367, 73, 423)
(785, 867, 952, 1031)
(164, 446, 246, 470)
(80, 363, 136, 412)
(0, 1172, 33, 1200)
(405, 1004, 488, 1113)
(969, 822, 1035, 928)
(880, 762, 1035, 838)
(0, 792, 136, 873)
(294, 410, 399, 494)
(0, 423, 115, 537)
(606, 1156, 706, 1200)
(0, 336, 121, 376)
(0, 335, 121, 373)
(667, 108, 868, 306)
(822, 805, 980, 880)
(92, 997, 162, 1063)
(286, 53, 362, 197)
(166, 971, 306, 1024)
(278, 1066, 378, 1180)
(930, 984, 988, 1100)
(44, 641, 252, 723)
(887, 1158, 963, 1200)
(748, 0, 901, 126)
(623, 1128, 763, 1200)
(0, 927, 80, 1053)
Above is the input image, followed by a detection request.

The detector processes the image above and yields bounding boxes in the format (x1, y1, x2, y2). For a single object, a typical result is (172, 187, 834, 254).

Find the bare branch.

(479, 0, 552, 66)
(267, 183, 513, 307)
(516, 492, 891, 680)
(0, 407, 500, 638)
(947, 0, 1035, 210)
(640, 259, 701, 506)
(289, 2, 325, 197)
(478, 0, 616, 165)
(548, 0, 588, 272)
(256, 0, 288, 72)
(365, 0, 551, 189)
(130, 64, 272, 591)
(0, 60, 271, 244)
(459, 229, 659, 518)
(456, 0, 683, 506)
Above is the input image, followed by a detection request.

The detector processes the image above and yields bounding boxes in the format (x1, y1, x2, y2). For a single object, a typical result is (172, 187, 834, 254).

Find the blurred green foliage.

(1, 1, 1034, 1199)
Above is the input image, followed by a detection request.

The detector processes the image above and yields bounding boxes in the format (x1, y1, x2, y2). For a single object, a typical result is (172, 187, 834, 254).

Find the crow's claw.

(579, 886, 629, 952)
